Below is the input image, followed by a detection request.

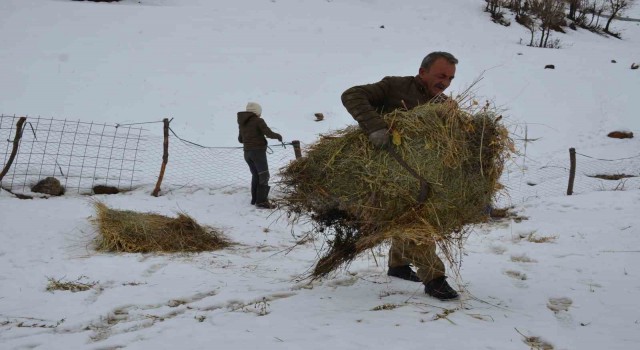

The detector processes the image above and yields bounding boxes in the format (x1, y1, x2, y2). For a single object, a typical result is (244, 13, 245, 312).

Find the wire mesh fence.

(572, 151, 640, 191)
(1, 114, 638, 202)
(0, 115, 297, 195)
(0, 115, 146, 193)
(498, 148, 640, 206)
(137, 133, 296, 191)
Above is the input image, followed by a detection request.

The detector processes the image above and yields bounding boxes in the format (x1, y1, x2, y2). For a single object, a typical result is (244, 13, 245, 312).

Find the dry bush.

(530, 0, 566, 48)
(279, 102, 513, 278)
(92, 202, 229, 253)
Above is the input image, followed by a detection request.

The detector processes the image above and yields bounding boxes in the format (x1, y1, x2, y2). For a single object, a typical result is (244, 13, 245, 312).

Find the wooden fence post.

(151, 118, 170, 197)
(0, 116, 27, 183)
(291, 140, 302, 159)
(567, 147, 576, 195)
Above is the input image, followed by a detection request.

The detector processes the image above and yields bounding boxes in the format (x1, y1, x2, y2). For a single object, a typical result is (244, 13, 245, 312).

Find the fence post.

(0, 116, 27, 183)
(151, 118, 170, 197)
(291, 140, 302, 159)
(567, 147, 576, 195)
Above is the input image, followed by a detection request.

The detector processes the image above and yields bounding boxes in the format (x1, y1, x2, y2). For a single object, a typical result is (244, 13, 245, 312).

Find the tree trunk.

(512, 0, 522, 15)
(529, 27, 535, 46)
(568, 1, 577, 20)
(604, 15, 614, 31)
(604, 6, 620, 32)
(544, 28, 550, 47)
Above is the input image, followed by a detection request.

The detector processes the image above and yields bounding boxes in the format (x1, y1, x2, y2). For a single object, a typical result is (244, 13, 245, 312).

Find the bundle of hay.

(92, 202, 229, 253)
(279, 102, 513, 278)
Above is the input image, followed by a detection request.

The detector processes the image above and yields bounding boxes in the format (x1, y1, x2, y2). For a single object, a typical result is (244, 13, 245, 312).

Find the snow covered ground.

(1, 0, 639, 349)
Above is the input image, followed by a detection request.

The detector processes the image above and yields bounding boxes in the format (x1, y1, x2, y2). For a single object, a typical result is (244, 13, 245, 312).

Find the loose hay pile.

(279, 102, 513, 278)
(93, 202, 229, 253)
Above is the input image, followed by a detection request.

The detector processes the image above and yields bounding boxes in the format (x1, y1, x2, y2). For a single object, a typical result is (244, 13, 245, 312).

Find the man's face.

(418, 58, 456, 97)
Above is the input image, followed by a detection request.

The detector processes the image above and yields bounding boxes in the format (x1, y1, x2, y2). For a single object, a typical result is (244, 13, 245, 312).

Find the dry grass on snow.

(92, 202, 230, 253)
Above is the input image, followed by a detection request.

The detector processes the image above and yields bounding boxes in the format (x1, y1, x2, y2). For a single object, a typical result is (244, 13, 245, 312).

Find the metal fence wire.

(2, 115, 638, 201)
(0, 115, 297, 194)
(138, 131, 296, 191)
(499, 150, 640, 205)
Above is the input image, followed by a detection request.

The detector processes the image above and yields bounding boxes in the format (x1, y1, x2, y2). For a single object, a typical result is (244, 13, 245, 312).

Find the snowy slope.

(1, 1, 639, 349)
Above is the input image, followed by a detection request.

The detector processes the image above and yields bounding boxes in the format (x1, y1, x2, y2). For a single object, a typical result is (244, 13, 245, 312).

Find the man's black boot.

(387, 265, 421, 282)
(424, 276, 459, 300)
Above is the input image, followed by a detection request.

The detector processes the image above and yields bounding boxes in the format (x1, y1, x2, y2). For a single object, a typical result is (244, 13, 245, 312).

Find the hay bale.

(279, 103, 513, 278)
(92, 202, 229, 253)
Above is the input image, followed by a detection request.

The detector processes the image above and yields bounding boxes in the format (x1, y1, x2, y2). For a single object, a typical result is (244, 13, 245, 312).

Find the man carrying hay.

(238, 102, 283, 209)
(280, 51, 509, 300)
(341, 51, 460, 300)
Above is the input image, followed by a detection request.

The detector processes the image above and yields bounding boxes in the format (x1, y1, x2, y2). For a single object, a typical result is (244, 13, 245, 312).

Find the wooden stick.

(0, 117, 27, 183)
(291, 140, 302, 159)
(567, 147, 576, 195)
(151, 118, 170, 197)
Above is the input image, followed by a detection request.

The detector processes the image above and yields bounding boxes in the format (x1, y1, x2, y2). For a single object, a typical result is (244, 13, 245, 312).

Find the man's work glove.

(274, 133, 283, 142)
(368, 129, 390, 148)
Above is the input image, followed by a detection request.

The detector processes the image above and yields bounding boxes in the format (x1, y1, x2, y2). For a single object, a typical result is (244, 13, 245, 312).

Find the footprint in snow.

(547, 297, 572, 313)
(547, 297, 575, 327)
(510, 253, 537, 263)
(142, 262, 168, 277)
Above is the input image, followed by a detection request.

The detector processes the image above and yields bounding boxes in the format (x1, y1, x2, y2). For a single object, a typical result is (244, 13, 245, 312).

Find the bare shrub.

(531, 0, 566, 47)
(605, 0, 637, 35)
